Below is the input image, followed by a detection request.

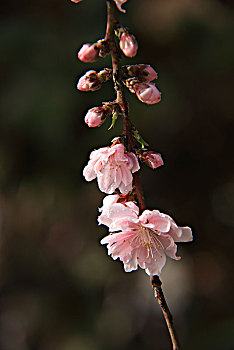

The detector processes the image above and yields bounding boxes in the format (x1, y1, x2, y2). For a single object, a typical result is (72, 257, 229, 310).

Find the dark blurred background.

(0, 0, 234, 349)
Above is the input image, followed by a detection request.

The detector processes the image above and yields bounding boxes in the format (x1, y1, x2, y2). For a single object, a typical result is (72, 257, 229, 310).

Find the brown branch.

(151, 276, 181, 350)
(105, 0, 145, 212)
(105, 2, 181, 349)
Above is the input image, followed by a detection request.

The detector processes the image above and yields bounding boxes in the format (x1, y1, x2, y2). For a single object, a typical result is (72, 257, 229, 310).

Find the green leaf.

(133, 130, 149, 149)
(108, 111, 119, 130)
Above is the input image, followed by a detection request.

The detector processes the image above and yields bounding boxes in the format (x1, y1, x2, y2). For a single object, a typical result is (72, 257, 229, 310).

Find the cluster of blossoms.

(72, 0, 192, 276)
(83, 140, 192, 275)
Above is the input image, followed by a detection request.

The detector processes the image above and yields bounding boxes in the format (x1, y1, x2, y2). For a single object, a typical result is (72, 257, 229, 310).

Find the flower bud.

(114, 0, 127, 13)
(142, 151, 164, 169)
(78, 43, 99, 62)
(142, 66, 158, 81)
(134, 82, 161, 104)
(123, 64, 158, 82)
(119, 33, 138, 58)
(77, 70, 101, 91)
(84, 106, 111, 128)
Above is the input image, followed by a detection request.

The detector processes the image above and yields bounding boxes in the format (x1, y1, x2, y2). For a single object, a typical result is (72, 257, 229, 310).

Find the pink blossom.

(83, 144, 140, 194)
(134, 82, 161, 104)
(119, 33, 138, 58)
(77, 70, 101, 91)
(78, 44, 99, 62)
(142, 151, 164, 169)
(98, 194, 139, 228)
(84, 106, 111, 128)
(100, 201, 192, 276)
(114, 0, 128, 13)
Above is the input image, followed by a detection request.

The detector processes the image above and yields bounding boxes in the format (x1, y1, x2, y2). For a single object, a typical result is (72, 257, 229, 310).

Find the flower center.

(131, 225, 163, 259)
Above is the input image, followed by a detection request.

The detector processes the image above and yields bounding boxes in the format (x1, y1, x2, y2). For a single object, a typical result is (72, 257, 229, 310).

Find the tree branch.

(105, 2, 181, 349)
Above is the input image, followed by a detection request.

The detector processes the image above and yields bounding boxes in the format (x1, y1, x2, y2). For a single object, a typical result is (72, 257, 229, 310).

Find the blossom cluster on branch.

(72, 0, 192, 277)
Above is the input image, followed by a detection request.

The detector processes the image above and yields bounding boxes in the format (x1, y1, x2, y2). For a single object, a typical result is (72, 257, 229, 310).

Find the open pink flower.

(83, 144, 140, 194)
(98, 194, 139, 227)
(99, 200, 192, 276)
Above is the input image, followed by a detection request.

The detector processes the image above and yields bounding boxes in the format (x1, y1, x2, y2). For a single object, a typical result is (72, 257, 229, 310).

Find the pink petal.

(169, 223, 193, 242)
(118, 181, 132, 194)
(100, 231, 135, 245)
(123, 249, 139, 272)
(125, 202, 139, 215)
(110, 240, 133, 260)
(158, 234, 180, 260)
(120, 165, 133, 186)
(128, 153, 140, 173)
(83, 164, 96, 181)
(144, 253, 166, 276)
(140, 210, 171, 232)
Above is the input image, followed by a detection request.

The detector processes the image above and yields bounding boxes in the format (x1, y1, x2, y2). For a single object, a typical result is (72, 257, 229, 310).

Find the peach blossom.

(83, 144, 140, 194)
(100, 201, 192, 276)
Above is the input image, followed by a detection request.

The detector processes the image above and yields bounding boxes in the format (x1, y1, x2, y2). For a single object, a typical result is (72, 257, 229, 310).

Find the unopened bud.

(142, 151, 164, 169)
(114, 0, 127, 13)
(124, 64, 158, 82)
(119, 33, 138, 58)
(77, 70, 101, 91)
(142, 66, 158, 81)
(98, 69, 112, 83)
(78, 43, 99, 62)
(84, 106, 112, 128)
(134, 82, 161, 104)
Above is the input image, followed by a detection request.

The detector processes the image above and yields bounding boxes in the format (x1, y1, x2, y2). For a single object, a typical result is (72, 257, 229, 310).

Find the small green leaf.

(108, 111, 119, 130)
(133, 130, 149, 149)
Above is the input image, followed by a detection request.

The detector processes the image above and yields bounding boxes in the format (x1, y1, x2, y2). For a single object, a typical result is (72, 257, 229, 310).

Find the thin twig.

(105, 2, 181, 349)
(151, 275, 181, 350)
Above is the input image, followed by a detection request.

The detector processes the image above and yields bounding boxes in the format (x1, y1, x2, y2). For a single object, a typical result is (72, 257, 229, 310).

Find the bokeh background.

(0, 0, 234, 349)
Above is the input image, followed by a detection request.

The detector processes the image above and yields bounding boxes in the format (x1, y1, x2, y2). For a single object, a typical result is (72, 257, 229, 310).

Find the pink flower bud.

(142, 66, 158, 81)
(134, 82, 161, 104)
(78, 44, 99, 62)
(84, 106, 111, 128)
(123, 64, 158, 82)
(119, 33, 138, 58)
(142, 151, 164, 169)
(114, 0, 127, 13)
(77, 70, 101, 91)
